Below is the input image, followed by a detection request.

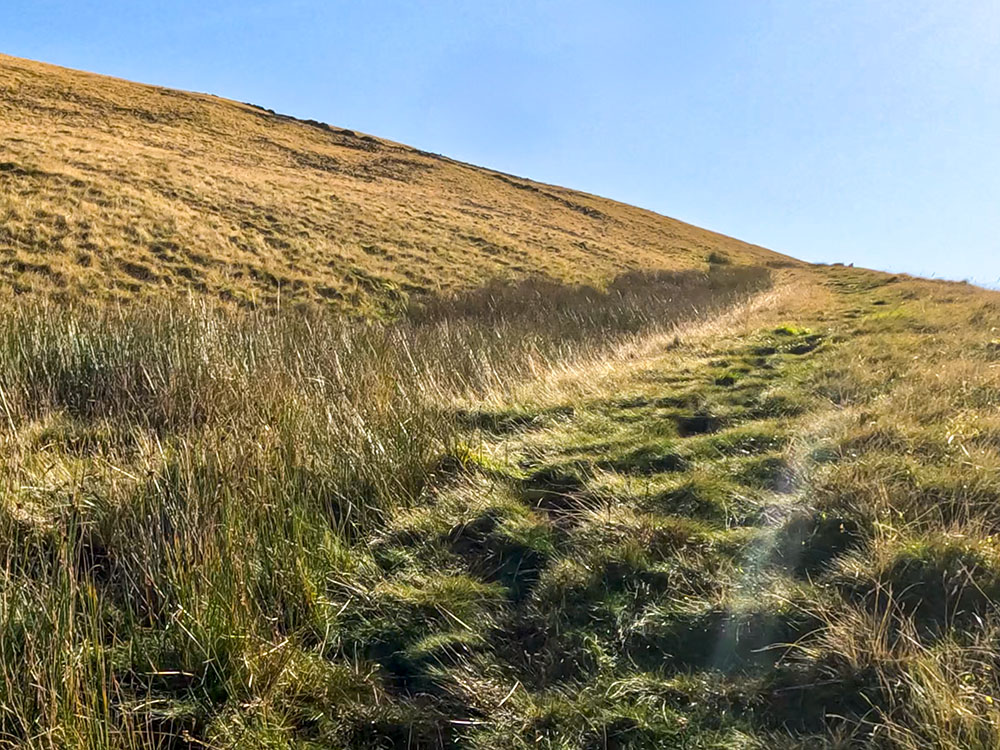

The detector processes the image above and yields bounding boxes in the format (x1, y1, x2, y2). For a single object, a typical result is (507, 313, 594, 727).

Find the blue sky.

(3, 1, 998, 285)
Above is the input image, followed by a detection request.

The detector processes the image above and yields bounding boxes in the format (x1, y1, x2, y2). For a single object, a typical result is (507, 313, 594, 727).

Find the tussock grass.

(442, 265, 1000, 748)
(0, 266, 769, 748)
(0, 263, 993, 747)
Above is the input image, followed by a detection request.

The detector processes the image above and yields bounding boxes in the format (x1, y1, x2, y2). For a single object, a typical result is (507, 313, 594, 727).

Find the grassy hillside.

(0, 54, 791, 312)
(2, 263, 999, 749)
(2, 53, 1000, 750)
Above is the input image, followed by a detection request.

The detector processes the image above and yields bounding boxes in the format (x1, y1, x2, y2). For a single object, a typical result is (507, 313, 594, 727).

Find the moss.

(773, 325, 812, 337)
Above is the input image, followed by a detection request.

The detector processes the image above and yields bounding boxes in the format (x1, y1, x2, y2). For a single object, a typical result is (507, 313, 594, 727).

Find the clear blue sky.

(3, 1, 998, 285)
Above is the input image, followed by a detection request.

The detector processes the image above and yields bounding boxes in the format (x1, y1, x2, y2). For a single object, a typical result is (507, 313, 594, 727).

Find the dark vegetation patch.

(733, 454, 796, 493)
(343, 710, 462, 750)
(596, 445, 690, 475)
(762, 653, 889, 735)
(0, 160, 51, 179)
(842, 535, 1000, 633)
(714, 371, 740, 387)
(336, 573, 505, 695)
(518, 466, 601, 519)
(771, 511, 865, 576)
(446, 509, 554, 601)
(488, 172, 608, 219)
(456, 407, 538, 434)
(649, 480, 763, 526)
(626, 604, 823, 672)
(675, 412, 725, 436)
(119, 260, 157, 282)
(695, 426, 789, 458)
(454, 405, 574, 435)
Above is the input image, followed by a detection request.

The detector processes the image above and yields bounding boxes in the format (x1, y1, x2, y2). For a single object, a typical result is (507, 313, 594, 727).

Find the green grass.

(0, 267, 777, 748)
(2, 262, 1000, 747)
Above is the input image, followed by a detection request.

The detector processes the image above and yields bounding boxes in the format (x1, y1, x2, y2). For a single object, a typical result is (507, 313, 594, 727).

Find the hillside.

(3, 53, 1000, 750)
(0, 53, 792, 311)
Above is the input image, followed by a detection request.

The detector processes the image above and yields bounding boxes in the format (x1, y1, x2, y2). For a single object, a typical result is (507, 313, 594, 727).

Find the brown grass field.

(1, 54, 1000, 749)
(0, 53, 792, 313)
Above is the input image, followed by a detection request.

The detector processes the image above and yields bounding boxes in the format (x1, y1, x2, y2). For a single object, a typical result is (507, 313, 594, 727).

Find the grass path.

(364, 267, 1000, 747)
(431, 273, 846, 745)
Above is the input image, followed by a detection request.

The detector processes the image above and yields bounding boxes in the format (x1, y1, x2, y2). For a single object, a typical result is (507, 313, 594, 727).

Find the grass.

(0, 53, 795, 311)
(0, 259, 997, 748)
(437, 265, 1000, 748)
(0, 264, 774, 748)
(3, 51, 1000, 750)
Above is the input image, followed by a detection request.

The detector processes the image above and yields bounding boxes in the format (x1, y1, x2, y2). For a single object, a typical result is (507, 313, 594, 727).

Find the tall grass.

(0, 265, 768, 747)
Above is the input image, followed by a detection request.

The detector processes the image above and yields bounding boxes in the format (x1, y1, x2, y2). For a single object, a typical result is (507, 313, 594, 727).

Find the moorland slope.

(0, 53, 793, 311)
(2, 53, 1000, 750)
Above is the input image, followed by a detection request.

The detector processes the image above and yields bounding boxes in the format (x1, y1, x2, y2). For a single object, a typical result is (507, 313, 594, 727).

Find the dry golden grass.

(0, 53, 794, 312)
